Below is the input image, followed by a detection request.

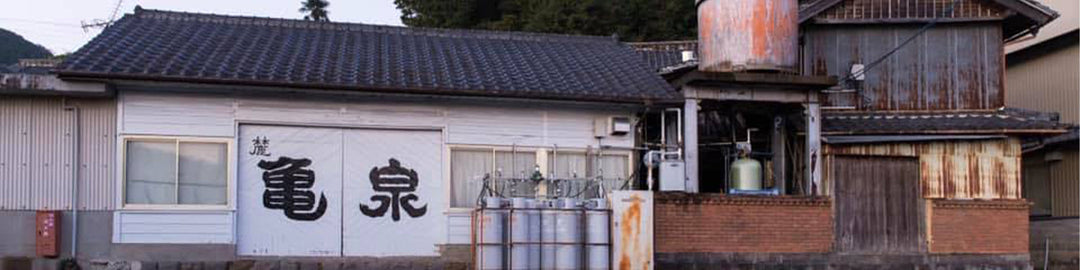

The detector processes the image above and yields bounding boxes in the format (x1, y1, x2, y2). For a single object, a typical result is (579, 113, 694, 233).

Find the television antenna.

(81, 0, 124, 32)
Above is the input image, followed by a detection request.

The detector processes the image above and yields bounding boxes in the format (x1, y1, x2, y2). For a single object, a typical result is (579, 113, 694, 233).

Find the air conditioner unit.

(594, 116, 632, 138)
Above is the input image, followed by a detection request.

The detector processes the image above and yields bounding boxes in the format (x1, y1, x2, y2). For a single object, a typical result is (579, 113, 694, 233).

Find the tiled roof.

(56, 8, 676, 103)
(627, 41, 697, 72)
(822, 109, 1067, 135)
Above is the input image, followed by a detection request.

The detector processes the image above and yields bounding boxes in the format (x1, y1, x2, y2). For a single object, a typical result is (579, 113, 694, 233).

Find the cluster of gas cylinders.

(475, 197, 611, 270)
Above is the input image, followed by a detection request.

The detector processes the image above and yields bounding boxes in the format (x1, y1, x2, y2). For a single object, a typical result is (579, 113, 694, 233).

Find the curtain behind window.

(178, 142, 228, 205)
(126, 141, 177, 204)
(450, 150, 492, 208)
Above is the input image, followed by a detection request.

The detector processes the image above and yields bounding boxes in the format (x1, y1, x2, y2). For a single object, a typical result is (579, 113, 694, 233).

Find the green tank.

(730, 157, 762, 190)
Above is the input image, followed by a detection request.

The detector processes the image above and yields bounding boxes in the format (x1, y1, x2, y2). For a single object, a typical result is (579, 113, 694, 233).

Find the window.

(449, 146, 630, 208)
(124, 137, 230, 207)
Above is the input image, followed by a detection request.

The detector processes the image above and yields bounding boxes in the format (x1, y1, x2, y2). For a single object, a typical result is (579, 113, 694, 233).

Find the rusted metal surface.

(697, 0, 798, 72)
(0, 96, 117, 210)
(611, 191, 652, 270)
(811, 0, 1010, 23)
(824, 138, 1022, 199)
(804, 23, 1004, 111)
(832, 156, 922, 253)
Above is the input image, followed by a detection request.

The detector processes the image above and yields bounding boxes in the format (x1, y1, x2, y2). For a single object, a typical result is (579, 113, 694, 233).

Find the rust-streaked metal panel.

(825, 138, 1022, 199)
(804, 23, 1004, 111)
(697, 0, 798, 72)
(0, 96, 116, 210)
(611, 190, 652, 270)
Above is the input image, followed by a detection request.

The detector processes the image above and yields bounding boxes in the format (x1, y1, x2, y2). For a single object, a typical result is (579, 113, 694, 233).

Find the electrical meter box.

(36, 210, 61, 257)
(659, 160, 686, 191)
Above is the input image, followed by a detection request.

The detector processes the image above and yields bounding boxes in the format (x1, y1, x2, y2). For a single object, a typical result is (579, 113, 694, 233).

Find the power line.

(0, 17, 82, 27)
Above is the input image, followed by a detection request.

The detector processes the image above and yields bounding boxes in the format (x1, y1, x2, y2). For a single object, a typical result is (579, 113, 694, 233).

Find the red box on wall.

(36, 210, 61, 258)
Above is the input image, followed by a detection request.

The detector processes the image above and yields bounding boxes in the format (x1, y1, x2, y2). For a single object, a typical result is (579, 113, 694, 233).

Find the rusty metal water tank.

(697, 0, 798, 72)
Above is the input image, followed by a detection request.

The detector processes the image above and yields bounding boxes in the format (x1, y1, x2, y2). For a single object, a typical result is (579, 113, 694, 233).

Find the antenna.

(80, 0, 124, 32)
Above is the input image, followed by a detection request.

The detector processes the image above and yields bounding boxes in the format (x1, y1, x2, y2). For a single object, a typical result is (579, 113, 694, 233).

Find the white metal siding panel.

(235, 98, 444, 128)
(446, 107, 546, 146)
(0, 96, 116, 210)
(0, 97, 32, 210)
(115, 211, 233, 243)
(79, 99, 117, 210)
(30, 97, 74, 210)
(122, 91, 235, 137)
(446, 211, 472, 244)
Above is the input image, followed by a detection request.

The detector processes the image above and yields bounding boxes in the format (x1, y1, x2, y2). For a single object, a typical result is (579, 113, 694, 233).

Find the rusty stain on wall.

(824, 138, 1022, 199)
(612, 191, 652, 270)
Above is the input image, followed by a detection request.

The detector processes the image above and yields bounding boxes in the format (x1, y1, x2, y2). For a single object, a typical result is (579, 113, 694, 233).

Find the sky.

(0, 0, 405, 55)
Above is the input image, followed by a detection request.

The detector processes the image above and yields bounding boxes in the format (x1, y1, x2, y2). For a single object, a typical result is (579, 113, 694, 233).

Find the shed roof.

(822, 108, 1067, 135)
(55, 7, 676, 103)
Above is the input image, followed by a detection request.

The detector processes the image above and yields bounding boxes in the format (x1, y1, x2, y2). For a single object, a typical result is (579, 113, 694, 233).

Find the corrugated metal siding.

(1006, 43, 1079, 124)
(804, 23, 1003, 111)
(814, 0, 1009, 21)
(1051, 150, 1079, 217)
(825, 138, 1022, 199)
(0, 96, 116, 210)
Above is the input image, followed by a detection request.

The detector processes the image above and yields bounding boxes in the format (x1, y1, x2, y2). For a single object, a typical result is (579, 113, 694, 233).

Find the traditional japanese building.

(0, 6, 674, 268)
(0, 0, 1071, 269)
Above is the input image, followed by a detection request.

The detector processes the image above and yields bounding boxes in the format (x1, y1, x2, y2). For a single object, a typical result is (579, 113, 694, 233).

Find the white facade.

(112, 89, 636, 255)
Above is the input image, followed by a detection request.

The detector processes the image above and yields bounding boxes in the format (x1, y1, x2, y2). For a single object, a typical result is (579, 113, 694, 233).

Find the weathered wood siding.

(832, 156, 921, 253)
(824, 138, 1022, 199)
(803, 23, 1004, 111)
(812, 0, 1009, 23)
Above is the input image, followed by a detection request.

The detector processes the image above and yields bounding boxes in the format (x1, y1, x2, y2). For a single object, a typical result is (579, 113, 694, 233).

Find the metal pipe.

(62, 98, 80, 258)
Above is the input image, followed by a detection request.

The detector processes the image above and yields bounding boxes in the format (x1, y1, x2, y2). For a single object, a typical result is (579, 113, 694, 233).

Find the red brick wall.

(655, 193, 833, 253)
(930, 200, 1029, 254)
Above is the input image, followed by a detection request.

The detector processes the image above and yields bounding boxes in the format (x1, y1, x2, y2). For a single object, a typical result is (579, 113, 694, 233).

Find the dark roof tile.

(57, 8, 676, 103)
(822, 109, 1067, 135)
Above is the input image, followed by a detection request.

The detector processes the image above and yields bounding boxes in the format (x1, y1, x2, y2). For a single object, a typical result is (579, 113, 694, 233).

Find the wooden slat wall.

(833, 156, 921, 253)
(824, 138, 1022, 199)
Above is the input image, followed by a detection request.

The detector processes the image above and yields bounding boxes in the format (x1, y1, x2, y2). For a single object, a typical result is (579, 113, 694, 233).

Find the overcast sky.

(0, 0, 405, 55)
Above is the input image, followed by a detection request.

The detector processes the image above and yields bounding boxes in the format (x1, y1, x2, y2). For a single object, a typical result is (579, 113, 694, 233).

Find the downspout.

(62, 98, 80, 258)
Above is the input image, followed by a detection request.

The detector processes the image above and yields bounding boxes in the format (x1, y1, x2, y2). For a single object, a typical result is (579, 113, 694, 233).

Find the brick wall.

(930, 200, 1029, 254)
(655, 193, 833, 253)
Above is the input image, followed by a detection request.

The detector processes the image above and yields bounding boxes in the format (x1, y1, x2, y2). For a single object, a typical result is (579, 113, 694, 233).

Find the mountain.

(0, 28, 53, 66)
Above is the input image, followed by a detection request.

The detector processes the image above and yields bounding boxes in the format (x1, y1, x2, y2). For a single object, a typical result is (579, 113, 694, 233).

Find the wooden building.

(634, 0, 1065, 268)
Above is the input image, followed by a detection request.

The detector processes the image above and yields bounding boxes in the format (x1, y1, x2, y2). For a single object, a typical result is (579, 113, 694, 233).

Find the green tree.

(393, 0, 696, 42)
(0, 28, 52, 66)
(300, 0, 331, 22)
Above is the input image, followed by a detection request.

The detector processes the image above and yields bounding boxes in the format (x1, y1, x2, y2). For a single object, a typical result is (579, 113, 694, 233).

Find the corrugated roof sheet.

(56, 8, 676, 103)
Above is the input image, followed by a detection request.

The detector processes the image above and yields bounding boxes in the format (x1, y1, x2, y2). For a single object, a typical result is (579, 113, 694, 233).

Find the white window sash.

(121, 135, 233, 210)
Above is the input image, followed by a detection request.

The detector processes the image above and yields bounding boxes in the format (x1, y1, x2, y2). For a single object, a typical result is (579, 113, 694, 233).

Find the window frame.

(120, 135, 234, 210)
(446, 144, 633, 210)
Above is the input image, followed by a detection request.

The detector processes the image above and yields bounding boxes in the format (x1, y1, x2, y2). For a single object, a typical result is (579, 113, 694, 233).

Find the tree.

(393, 0, 696, 42)
(300, 0, 330, 22)
(0, 28, 52, 66)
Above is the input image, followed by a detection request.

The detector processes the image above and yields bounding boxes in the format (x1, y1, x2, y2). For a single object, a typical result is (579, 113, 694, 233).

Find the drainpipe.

(62, 98, 80, 258)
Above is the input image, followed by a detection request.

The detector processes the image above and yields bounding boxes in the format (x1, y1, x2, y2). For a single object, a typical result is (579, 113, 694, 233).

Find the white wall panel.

(122, 92, 234, 137)
(114, 211, 233, 244)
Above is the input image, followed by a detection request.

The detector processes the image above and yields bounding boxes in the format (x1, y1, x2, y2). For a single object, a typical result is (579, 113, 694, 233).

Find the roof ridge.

(130, 7, 619, 44)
